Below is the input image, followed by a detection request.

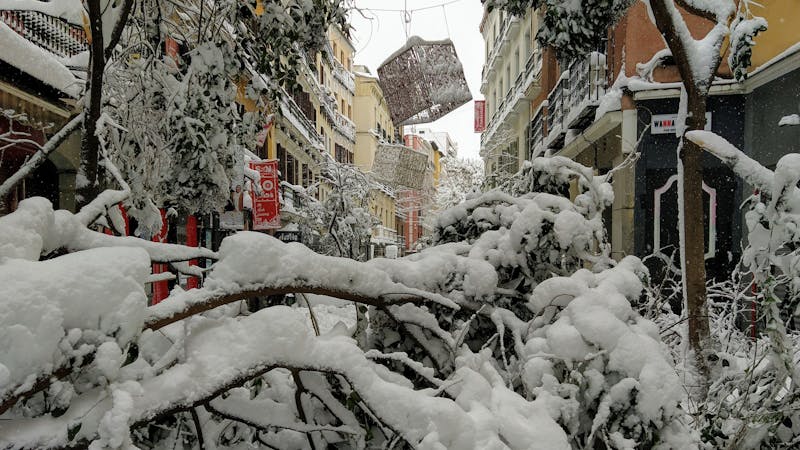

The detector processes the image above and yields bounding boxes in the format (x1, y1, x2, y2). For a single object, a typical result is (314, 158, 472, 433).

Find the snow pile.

(0, 244, 149, 405)
(525, 258, 697, 448)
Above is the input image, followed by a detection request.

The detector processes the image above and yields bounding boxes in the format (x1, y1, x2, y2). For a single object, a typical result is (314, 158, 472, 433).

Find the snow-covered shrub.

(0, 176, 694, 449)
(436, 157, 484, 210)
(364, 157, 696, 448)
(685, 131, 800, 447)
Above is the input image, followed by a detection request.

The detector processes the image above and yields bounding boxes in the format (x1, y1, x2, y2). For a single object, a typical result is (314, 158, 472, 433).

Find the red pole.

(151, 209, 169, 304)
(186, 214, 199, 289)
(751, 281, 757, 339)
(118, 204, 129, 236)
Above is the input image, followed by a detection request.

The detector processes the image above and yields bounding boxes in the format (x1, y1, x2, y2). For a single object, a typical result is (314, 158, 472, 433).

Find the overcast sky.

(349, 0, 485, 160)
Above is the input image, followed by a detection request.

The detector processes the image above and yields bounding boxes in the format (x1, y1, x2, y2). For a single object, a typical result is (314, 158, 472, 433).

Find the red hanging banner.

(249, 160, 281, 230)
(474, 100, 486, 133)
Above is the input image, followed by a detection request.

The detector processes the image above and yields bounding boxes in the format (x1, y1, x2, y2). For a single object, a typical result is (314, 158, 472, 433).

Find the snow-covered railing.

(279, 91, 324, 150)
(0, 9, 87, 59)
(332, 60, 355, 93)
(480, 48, 544, 156)
(545, 71, 569, 149)
(300, 50, 337, 118)
(529, 101, 547, 156)
(371, 225, 397, 244)
(482, 14, 517, 81)
(565, 52, 607, 128)
(513, 48, 542, 97)
(334, 110, 356, 142)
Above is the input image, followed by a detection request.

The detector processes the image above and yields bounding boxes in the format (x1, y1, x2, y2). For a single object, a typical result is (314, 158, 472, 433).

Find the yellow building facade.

(353, 66, 399, 252)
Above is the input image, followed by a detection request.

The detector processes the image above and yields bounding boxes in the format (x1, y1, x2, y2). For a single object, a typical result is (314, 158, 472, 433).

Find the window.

(285, 153, 296, 185)
(334, 144, 353, 164)
(277, 144, 286, 180)
(302, 164, 311, 187)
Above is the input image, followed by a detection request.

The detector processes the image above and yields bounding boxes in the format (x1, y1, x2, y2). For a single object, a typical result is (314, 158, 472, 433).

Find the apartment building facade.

(478, 1, 800, 280)
(0, 6, 87, 214)
(353, 66, 399, 254)
(479, 7, 542, 179)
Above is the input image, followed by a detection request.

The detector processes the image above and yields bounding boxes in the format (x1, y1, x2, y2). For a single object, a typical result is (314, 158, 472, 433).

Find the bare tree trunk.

(77, 0, 133, 208)
(77, 0, 106, 208)
(649, 0, 721, 389)
(683, 92, 711, 382)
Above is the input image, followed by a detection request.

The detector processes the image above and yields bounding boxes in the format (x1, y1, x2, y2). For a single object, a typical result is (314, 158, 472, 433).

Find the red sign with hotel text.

(249, 160, 281, 230)
(474, 100, 486, 132)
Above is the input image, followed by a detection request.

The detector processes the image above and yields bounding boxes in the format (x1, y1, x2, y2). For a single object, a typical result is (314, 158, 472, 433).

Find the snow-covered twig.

(0, 113, 84, 200)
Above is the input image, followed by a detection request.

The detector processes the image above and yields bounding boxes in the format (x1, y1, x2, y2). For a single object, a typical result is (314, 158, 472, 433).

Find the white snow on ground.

(0, 20, 83, 97)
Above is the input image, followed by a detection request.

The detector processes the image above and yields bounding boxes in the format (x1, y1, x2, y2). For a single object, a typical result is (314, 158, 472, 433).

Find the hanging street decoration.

(377, 36, 473, 126)
(371, 143, 429, 190)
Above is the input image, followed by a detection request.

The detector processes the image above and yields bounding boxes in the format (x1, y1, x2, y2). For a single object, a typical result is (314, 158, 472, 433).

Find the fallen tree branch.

(0, 355, 94, 416)
(145, 287, 446, 331)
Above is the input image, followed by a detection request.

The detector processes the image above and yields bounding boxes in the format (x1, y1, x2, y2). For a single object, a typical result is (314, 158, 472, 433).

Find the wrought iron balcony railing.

(0, 10, 88, 60)
(545, 71, 569, 148)
(565, 52, 607, 129)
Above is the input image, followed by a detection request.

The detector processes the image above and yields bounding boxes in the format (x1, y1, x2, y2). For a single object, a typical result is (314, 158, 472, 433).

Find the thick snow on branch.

(779, 114, 800, 127)
(146, 232, 459, 328)
(685, 130, 794, 202)
(0, 196, 216, 263)
(0, 246, 150, 405)
(0, 307, 569, 449)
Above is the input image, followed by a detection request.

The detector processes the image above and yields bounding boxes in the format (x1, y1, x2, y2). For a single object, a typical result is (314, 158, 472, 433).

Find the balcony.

(0, 10, 88, 60)
(480, 48, 543, 155)
(545, 71, 569, 149)
(334, 110, 356, 143)
(371, 225, 398, 245)
(323, 42, 355, 93)
(522, 52, 608, 157)
(483, 15, 518, 84)
(565, 52, 607, 129)
(332, 61, 355, 93)
(279, 89, 324, 151)
(529, 102, 547, 156)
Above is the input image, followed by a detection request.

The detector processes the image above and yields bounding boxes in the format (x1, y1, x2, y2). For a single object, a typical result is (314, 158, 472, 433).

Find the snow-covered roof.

(0, 20, 83, 97)
(0, 0, 84, 26)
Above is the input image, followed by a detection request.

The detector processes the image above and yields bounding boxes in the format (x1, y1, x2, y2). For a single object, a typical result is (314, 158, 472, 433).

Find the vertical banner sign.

(474, 100, 486, 133)
(249, 160, 281, 230)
